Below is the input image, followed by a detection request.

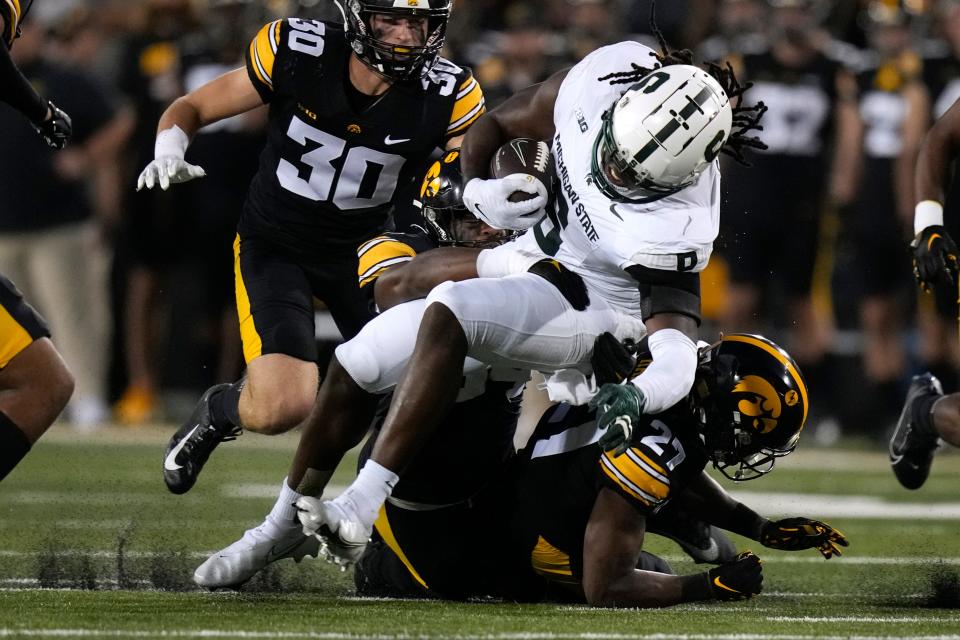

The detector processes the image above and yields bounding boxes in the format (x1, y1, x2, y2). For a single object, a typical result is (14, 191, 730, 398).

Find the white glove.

(295, 496, 327, 538)
(294, 496, 369, 570)
(463, 174, 548, 231)
(136, 125, 206, 191)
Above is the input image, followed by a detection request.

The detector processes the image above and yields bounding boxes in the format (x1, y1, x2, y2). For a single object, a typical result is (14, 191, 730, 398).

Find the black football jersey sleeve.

(239, 18, 485, 256)
(357, 230, 435, 291)
(0, 0, 19, 48)
(597, 414, 707, 514)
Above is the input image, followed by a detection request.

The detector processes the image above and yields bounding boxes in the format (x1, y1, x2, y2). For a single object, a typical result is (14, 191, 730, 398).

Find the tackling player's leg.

(890, 373, 960, 489)
(162, 234, 325, 494)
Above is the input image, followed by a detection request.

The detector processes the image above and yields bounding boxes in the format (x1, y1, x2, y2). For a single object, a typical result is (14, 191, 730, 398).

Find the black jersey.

(857, 51, 921, 160)
(739, 49, 840, 157)
(0, 0, 19, 48)
(241, 18, 484, 257)
(508, 400, 708, 587)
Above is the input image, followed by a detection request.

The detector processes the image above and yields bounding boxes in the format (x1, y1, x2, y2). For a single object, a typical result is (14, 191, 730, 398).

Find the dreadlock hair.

(595, 0, 768, 167)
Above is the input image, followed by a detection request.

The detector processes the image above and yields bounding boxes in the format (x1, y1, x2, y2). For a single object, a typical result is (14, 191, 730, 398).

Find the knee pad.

(335, 340, 382, 393)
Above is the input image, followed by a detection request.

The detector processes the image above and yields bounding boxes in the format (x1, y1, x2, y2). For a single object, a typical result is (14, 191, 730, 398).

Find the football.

(489, 138, 552, 202)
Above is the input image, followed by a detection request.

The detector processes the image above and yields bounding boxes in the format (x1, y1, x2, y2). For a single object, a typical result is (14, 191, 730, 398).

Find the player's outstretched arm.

(675, 472, 848, 560)
(138, 68, 264, 191)
(0, 38, 71, 149)
(374, 247, 482, 311)
(591, 302, 699, 456)
(582, 488, 762, 607)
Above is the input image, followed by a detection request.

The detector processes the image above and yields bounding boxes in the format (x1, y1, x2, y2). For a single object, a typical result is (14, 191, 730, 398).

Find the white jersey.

(485, 42, 721, 317)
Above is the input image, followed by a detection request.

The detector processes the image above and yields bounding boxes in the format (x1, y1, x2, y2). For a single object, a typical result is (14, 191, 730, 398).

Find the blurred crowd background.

(4, 0, 959, 444)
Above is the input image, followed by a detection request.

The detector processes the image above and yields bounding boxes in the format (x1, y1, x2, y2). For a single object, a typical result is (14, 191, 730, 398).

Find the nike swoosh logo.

(265, 537, 307, 562)
(712, 576, 739, 593)
(384, 135, 411, 145)
(609, 204, 623, 221)
(164, 425, 200, 471)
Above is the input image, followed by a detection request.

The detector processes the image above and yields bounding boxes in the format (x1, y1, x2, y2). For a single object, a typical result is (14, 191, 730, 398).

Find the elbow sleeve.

(632, 329, 698, 414)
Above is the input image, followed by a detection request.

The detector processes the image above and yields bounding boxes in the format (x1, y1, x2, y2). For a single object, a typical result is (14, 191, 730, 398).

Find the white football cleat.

(295, 497, 370, 571)
(193, 521, 319, 589)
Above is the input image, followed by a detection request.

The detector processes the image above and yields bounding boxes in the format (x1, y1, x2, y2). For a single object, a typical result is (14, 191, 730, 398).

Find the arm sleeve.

(0, 41, 46, 123)
(631, 328, 698, 414)
(446, 70, 485, 140)
(245, 19, 283, 103)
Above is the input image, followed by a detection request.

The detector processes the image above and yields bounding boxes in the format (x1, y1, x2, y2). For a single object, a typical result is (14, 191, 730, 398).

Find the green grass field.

(2, 423, 960, 639)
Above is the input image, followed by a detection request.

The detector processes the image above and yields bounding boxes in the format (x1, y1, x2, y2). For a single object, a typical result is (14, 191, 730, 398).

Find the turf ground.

(2, 423, 960, 639)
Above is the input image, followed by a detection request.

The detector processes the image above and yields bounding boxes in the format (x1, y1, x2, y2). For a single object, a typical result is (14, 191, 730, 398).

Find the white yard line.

(727, 491, 960, 520)
(2, 631, 960, 640)
(767, 616, 960, 623)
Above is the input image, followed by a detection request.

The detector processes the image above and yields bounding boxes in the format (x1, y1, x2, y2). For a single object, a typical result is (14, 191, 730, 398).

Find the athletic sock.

(332, 460, 399, 529)
(0, 410, 32, 482)
(209, 380, 243, 429)
(264, 477, 305, 534)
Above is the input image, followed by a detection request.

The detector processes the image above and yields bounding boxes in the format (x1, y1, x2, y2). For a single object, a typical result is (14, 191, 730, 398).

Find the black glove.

(32, 100, 72, 150)
(591, 332, 637, 386)
(912, 225, 959, 293)
(760, 517, 848, 559)
(528, 259, 589, 311)
(707, 551, 763, 601)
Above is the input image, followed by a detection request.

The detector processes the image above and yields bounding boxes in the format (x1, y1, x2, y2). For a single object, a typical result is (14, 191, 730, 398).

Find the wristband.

(154, 125, 189, 160)
(915, 200, 944, 236)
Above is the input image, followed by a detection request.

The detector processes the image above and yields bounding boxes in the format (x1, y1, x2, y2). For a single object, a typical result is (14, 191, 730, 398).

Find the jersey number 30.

(276, 20, 406, 210)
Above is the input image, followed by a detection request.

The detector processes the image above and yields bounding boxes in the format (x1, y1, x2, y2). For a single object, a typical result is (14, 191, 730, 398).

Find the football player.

(889, 65, 960, 489)
(354, 333, 847, 607)
(191, 152, 523, 589)
(0, 1, 77, 482)
(295, 35, 769, 560)
(136, 0, 489, 494)
(0, 0, 71, 148)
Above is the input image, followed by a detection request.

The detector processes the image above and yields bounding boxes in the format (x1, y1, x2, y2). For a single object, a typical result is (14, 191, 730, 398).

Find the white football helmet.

(591, 64, 733, 203)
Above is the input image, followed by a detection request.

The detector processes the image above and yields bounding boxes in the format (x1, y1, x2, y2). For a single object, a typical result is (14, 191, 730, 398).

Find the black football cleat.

(890, 373, 943, 490)
(163, 384, 241, 494)
(646, 504, 737, 565)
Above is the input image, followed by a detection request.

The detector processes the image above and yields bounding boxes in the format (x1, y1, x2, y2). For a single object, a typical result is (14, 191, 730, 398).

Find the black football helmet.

(691, 333, 808, 481)
(335, 0, 451, 81)
(419, 150, 509, 248)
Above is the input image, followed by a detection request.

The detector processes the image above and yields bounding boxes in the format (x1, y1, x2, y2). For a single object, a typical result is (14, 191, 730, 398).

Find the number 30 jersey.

(241, 18, 484, 255)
